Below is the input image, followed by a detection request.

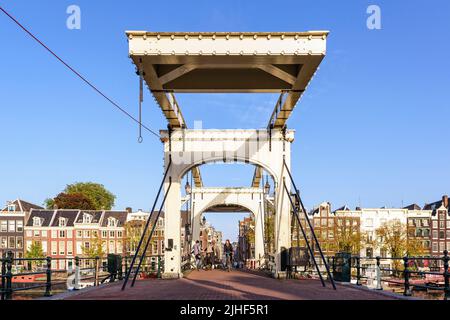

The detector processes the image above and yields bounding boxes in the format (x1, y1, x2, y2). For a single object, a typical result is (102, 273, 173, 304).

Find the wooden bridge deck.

(51, 270, 405, 300)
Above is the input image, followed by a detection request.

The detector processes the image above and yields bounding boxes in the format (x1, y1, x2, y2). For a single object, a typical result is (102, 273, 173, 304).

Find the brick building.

(1, 199, 43, 259)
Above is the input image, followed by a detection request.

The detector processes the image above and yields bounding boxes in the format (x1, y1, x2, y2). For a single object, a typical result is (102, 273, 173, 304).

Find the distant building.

(25, 209, 127, 270)
(1, 199, 43, 260)
(424, 195, 450, 256)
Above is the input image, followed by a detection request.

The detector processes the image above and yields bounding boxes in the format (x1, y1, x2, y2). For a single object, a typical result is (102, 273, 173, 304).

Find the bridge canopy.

(126, 31, 328, 188)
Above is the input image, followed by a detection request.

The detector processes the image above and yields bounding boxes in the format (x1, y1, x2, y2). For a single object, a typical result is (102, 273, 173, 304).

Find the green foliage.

(81, 234, 105, 258)
(46, 182, 116, 210)
(124, 220, 157, 256)
(26, 241, 45, 271)
(50, 192, 95, 210)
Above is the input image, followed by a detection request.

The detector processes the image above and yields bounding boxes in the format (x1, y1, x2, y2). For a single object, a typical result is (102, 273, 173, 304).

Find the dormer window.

(7, 204, 16, 212)
(59, 217, 67, 227)
(82, 213, 92, 224)
(107, 217, 118, 227)
(33, 217, 43, 227)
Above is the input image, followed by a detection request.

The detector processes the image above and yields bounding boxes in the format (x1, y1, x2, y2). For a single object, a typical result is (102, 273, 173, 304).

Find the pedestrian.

(192, 240, 202, 270)
(206, 242, 214, 270)
(223, 239, 233, 272)
(211, 239, 218, 269)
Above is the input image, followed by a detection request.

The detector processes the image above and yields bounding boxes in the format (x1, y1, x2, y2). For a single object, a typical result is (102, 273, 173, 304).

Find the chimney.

(126, 207, 132, 213)
(443, 195, 449, 209)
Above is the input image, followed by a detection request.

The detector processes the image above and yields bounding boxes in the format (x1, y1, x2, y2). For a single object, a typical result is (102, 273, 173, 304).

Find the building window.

(82, 214, 92, 224)
(84, 242, 90, 250)
(8, 221, 15, 232)
(16, 237, 23, 249)
(33, 217, 42, 227)
(440, 242, 445, 252)
(102, 230, 107, 238)
(117, 231, 123, 238)
(59, 230, 66, 238)
(67, 230, 73, 238)
(59, 241, 65, 255)
(432, 242, 438, 252)
(8, 237, 15, 248)
(366, 248, 373, 258)
(67, 241, 73, 255)
(439, 221, 445, 228)
(0, 221, 7, 232)
(321, 219, 327, 226)
(365, 219, 373, 227)
(440, 231, 445, 239)
(84, 231, 91, 238)
(51, 241, 57, 255)
(92, 230, 98, 238)
(432, 230, 438, 239)
(1, 237, 7, 248)
(7, 204, 16, 212)
(107, 217, 118, 227)
(117, 241, 122, 254)
(59, 218, 67, 227)
(16, 221, 23, 232)
(109, 241, 115, 253)
(422, 219, 429, 227)
(439, 213, 445, 220)
(42, 230, 47, 237)
(109, 231, 115, 238)
(432, 221, 438, 228)
(51, 230, 57, 238)
(76, 230, 82, 238)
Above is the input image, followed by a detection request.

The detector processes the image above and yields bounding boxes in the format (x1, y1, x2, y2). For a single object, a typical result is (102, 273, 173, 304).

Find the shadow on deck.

(51, 270, 405, 300)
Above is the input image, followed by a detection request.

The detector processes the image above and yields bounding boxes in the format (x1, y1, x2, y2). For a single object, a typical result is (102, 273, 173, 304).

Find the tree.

(332, 220, 362, 255)
(26, 241, 45, 271)
(81, 234, 105, 259)
(375, 220, 425, 274)
(45, 182, 116, 210)
(124, 220, 157, 257)
(48, 192, 95, 210)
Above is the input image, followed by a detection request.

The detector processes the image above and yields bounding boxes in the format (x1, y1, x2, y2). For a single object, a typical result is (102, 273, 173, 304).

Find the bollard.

(403, 256, 412, 296)
(375, 256, 382, 290)
(44, 257, 52, 297)
(356, 256, 361, 286)
(94, 256, 100, 286)
(1, 253, 6, 301)
(443, 250, 449, 301)
(74, 256, 80, 290)
(331, 256, 335, 275)
(5, 251, 13, 300)
(157, 255, 161, 278)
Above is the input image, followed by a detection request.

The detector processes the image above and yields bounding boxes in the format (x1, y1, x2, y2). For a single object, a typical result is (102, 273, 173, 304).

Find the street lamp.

(202, 216, 206, 226)
(264, 180, 270, 195)
(185, 180, 191, 195)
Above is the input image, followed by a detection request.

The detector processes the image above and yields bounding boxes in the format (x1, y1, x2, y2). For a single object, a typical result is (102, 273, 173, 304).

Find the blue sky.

(1, 1, 449, 241)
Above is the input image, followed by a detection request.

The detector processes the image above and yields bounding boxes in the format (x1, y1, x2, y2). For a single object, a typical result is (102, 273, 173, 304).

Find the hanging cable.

(138, 59, 144, 143)
(0, 6, 160, 139)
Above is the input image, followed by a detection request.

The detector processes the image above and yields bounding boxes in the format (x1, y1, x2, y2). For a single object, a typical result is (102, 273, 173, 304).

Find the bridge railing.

(329, 250, 450, 300)
(0, 252, 163, 300)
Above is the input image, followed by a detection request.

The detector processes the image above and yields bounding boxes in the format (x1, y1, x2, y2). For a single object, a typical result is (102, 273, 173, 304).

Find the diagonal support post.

(283, 159, 337, 290)
(283, 181, 326, 287)
(131, 178, 172, 287)
(121, 157, 172, 290)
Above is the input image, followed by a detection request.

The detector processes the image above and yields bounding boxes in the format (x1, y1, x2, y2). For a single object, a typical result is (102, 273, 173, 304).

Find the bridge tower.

(126, 31, 328, 279)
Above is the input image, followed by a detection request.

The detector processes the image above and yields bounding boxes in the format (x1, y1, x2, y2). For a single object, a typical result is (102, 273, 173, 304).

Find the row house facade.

(25, 209, 127, 270)
(0, 199, 43, 259)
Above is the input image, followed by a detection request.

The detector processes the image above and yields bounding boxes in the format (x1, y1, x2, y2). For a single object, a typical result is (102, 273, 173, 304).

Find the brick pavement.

(63, 269, 401, 300)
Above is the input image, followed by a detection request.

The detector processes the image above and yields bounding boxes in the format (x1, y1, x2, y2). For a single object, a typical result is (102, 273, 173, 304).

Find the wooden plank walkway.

(57, 270, 403, 300)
